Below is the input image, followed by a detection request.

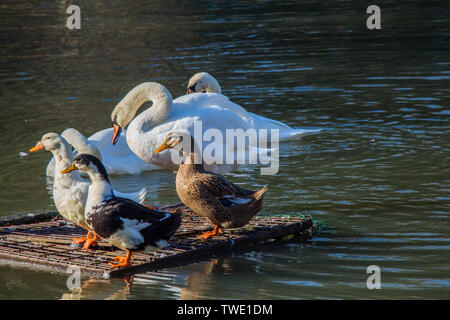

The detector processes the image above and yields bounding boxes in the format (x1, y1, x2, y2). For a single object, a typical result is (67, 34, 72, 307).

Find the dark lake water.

(0, 0, 449, 299)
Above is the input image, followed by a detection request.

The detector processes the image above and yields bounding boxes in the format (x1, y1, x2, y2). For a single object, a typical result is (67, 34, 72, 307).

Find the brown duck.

(155, 132, 268, 240)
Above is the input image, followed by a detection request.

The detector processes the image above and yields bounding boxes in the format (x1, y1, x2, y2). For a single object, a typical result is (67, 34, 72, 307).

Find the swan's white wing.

(114, 187, 147, 204)
(46, 157, 56, 177)
(248, 112, 323, 141)
(174, 93, 251, 121)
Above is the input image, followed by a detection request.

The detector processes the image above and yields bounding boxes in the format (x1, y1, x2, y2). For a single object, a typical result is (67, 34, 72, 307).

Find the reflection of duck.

(179, 258, 229, 299)
(62, 154, 181, 268)
(110, 82, 262, 174)
(186, 72, 322, 141)
(155, 132, 268, 240)
(60, 278, 132, 300)
(30, 133, 147, 249)
(46, 128, 156, 177)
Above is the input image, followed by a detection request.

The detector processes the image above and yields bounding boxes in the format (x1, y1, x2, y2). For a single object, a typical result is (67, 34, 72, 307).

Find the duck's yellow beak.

(29, 142, 44, 153)
(61, 164, 78, 174)
(155, 138, 171, 154)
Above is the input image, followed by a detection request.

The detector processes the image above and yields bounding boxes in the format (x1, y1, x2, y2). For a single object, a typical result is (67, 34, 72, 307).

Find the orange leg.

(72, 230, 93, 245)
(82, 232, 100, 251)
(198, 224, 223, 240)
(109, 250, 133, 269)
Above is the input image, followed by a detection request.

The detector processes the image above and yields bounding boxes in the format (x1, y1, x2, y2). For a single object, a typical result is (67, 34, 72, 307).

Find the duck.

(30, 133, 148, 250)
(111, 82, 260, 175)
(46, 128, 157, 177)
(186, 72, 322, 141)
(61, 154, 182, 268)
(155, 132, 268, 240)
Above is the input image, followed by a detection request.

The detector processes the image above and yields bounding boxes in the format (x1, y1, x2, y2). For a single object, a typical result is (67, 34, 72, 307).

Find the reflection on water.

(0, 0, 449, 299)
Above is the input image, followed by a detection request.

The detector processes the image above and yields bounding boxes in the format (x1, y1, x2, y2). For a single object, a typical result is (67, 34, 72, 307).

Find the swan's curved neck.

(62, 129, 101, 160)
(122, 83, 173, 133)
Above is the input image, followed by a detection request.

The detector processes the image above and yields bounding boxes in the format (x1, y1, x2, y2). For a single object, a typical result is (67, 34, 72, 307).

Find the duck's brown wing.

(198, 172, 255, 199)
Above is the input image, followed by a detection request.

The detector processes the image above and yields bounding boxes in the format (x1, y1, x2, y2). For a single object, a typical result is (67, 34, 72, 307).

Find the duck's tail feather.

(252, 185, 268, 201)
(163, 209, 182, 241)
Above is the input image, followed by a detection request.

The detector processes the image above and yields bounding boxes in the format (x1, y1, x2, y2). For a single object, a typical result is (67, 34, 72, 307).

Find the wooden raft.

(0, 206, 314, 279)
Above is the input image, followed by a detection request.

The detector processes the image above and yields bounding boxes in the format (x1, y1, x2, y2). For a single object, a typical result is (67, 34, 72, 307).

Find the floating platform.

(0, 206, 315, 279)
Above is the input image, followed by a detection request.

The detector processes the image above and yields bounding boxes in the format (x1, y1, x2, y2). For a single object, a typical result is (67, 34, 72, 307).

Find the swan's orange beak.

(29, 142, 44, 153)
(61, 164, 78, 174)
(112, 123, 121, 145)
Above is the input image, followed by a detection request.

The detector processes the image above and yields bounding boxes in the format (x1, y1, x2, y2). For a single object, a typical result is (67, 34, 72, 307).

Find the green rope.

(267, 212, 330, 235)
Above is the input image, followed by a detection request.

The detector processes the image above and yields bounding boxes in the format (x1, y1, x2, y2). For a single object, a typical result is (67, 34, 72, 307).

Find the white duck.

(186, 72, 322, 141)
(30, 133, 147, 249)
(111, 82, 260, 174)
(45, 128, 157, 177)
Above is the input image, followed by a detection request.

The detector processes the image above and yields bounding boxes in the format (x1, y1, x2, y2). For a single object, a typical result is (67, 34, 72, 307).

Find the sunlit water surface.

(0, 1, 448, 299)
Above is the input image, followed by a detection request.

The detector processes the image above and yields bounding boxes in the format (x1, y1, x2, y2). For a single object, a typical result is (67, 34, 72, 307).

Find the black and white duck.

(61, 154, 182, 268)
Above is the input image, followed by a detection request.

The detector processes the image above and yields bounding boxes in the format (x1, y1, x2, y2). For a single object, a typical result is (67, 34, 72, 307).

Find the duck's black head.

(62, 153, 110, 183)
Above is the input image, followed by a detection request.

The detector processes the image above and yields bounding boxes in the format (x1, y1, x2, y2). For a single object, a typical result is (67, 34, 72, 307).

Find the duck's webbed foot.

(198, 224, 223, 240)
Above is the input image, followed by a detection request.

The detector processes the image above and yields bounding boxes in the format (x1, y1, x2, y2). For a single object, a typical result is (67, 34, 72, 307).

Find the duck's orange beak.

(29, 142, 44, 152)
(61, 164, 78, 174)
(112, 122, 121, 145)
(155, 139, 171, 154)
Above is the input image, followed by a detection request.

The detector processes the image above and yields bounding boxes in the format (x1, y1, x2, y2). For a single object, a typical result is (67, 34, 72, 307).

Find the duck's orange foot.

(109, 251, 133, 269)
(72, 237, 89, 245)
(198, 225, 223, 240)
(198, 231, 214, 240)
(82, 237, 98, 251)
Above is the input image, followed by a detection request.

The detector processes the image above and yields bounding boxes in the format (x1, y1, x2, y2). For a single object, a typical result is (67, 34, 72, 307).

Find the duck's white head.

(187, 72, 222, 94)
(154, 131, 198, 158)
(30, 132, 66, 153)
(61, 154, 110, 182)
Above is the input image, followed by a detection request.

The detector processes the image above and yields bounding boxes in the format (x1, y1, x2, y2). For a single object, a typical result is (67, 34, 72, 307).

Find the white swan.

(111, 82, 261, 174)
(187, 72, 322, 141)
(29, 133, 147, 248)
(46, 128, 157, 177)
